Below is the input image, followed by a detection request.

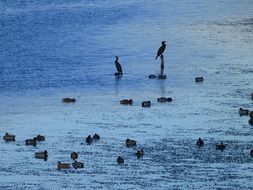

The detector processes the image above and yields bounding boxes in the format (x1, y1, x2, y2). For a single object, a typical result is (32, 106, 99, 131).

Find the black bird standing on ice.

(115, 56, 123, 76)
(155, 41, 166, 60)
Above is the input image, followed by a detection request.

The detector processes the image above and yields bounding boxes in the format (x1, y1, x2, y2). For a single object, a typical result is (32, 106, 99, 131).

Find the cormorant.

(115, 56, 123, 75)
(155, 41, 166, 60)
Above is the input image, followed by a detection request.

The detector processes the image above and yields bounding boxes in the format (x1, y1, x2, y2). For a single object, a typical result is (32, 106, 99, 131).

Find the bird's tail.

(155, 56, 158, 60)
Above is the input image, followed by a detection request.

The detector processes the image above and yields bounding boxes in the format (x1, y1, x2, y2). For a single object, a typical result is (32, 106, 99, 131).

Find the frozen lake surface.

(0, 0, 253, 189)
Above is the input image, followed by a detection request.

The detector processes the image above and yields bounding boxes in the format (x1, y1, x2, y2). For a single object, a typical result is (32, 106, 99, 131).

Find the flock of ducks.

(196, 137, 225, 151)
(3, 41, 253, 171)
(2, 132, 94, 169)
(2, 132, 144, 169)
(117, 139, 144, 164)
(119, 97, 173, 108)
(197, 93, 253, 154)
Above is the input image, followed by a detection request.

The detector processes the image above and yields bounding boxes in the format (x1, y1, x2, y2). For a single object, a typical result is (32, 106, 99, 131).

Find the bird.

(35, 150, 48, 160)
(57, 161, 71, 170)
(196, 138, 204, 147)
(93, 133, 100, 141)
(70, 152, 78, 160)
(216, 142, 225, 151)
(117, 156, 124, 164)
(135, 149, 144, 159)
(125, 138, 137, 147)
(115, 56, 123, 75)
(86, 135, 93, 145)
(155, 41, 166, 60)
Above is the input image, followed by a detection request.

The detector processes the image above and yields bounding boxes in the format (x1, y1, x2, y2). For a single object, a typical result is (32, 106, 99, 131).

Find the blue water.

(1, 0, 251, 95)
(1, 0, 253, 189)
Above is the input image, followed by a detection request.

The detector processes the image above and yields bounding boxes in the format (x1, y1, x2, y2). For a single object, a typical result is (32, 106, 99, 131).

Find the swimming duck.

(25, 138, 37, 146)
(136, 149, 144, 159)
(141, 101, 151, 108)
(57, 161, 71, 170)
(62, 98, 76, 103)
(126, 138, 137, 148)
(239, 108, 249, 116)
(117, 156, 124, 164)
(216, 142, 225, 151)
(86, 135, 93, 145)
(196, 138, 204, 147)
(149, 75, 157, 79)
(93, 133, 100, 141)
(71, 152, 78, 160)
(35, 150, 48, 160)
(195, 77, 204, 82)
(34, 134, 45, 141)
(120, 99, 133, 105)
(3, 133, 15, 142)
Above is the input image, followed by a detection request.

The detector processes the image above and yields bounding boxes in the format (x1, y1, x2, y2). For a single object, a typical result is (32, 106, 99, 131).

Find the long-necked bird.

(155, 41, 166, 60)
(115, 56, 123, 75)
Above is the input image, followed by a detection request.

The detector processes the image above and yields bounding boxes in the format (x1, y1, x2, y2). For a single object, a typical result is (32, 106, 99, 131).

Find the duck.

(25, 138, 37, 146)
(34, 134, 45, 141)
(149, 74, 157, 79)
(35, 150, 48, 160)
(157, 97, 172, 103)
(120, 99, 133, 105)
(216, 142, 225, 151)
(196, 138, 204, 147)
(141, 101, 151, 108)
(239, 108, 249, 116)
(72, 160, 84, 169)
(57, 161, 71, 170)
(86, 135, 93, 145)
(126, 138, 137, 148)
(62, 98, 76, 103)
(195, 77, 204, 82)
(70, 152, 78, 160)
(3, 133, 15, 142)
(117, 156, 124, 164)
(135, 149, 144, 159)
(93, 133, 100, 141)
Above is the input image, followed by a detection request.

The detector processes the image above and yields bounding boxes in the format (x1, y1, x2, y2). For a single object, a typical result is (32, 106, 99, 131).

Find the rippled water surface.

(0, 0, 253, 189)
